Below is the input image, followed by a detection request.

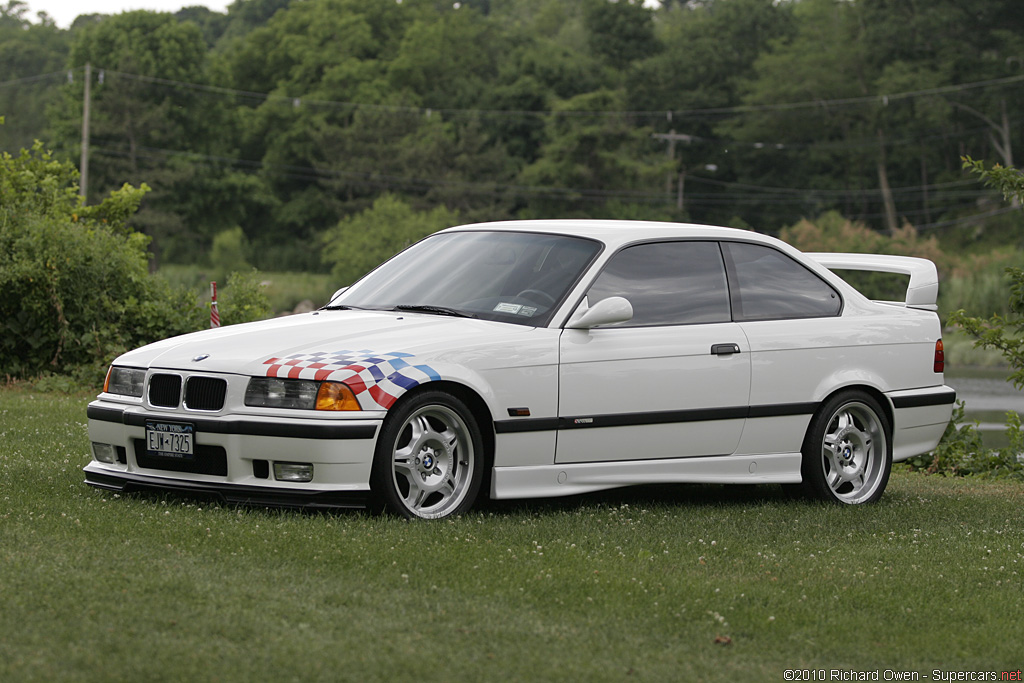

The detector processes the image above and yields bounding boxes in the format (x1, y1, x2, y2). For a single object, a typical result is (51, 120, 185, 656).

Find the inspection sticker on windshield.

(494, 302, 522, 314)
(518, 306, 537, 316)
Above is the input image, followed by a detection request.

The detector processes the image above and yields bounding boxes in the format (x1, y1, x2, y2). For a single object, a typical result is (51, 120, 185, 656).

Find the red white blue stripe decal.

(261, 350, 441, 409)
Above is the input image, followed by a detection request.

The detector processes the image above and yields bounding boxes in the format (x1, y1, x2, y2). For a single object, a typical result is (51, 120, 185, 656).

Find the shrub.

(905, 402, 1024, 480)
(779, 211, 950, 272)
(218, 270, 272, 326)
(0, 140, 207, 378)
(0, 208, 209, 376)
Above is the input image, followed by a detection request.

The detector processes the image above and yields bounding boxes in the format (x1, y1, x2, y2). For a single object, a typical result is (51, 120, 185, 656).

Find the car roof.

(441, 219, 781, 251)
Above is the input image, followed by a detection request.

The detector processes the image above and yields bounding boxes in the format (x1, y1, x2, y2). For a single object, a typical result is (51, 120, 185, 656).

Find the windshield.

(329, 230, 602, 326)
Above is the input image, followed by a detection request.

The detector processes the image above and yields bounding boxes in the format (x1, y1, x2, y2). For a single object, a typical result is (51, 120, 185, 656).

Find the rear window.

(722, 242, 841, 321)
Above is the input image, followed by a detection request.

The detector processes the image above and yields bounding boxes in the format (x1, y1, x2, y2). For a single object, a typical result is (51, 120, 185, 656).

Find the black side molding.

(890, 389, 957, 409)
(494, 402, 816, 434)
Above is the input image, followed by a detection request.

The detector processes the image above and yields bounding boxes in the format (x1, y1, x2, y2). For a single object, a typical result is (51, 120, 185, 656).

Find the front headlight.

(245, 377, 318, 409)
(245, 378, 360, 411)
(104, 366, 146, 397)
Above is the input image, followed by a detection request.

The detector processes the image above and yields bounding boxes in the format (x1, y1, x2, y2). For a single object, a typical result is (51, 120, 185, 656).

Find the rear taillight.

(934, 339, 945, 373)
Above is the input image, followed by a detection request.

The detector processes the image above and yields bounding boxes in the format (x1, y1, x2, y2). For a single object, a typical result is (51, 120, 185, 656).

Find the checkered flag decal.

(262, 350, 441, 409)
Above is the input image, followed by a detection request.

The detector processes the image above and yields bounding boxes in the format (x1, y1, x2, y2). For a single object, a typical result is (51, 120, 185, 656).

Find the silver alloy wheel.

(819, 400, 888, 504)
(389, 403, 475, 519)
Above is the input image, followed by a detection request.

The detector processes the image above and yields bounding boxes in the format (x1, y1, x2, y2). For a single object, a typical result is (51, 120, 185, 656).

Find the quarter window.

(722, 242, 841, 321)
(585, 241, 731, 326)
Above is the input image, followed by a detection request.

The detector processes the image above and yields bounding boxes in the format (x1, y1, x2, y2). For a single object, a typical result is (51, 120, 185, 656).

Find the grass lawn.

(2, 386, 1022, 682)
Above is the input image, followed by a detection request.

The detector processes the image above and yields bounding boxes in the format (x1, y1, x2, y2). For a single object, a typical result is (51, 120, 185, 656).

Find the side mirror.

(566, 296, 633, 329)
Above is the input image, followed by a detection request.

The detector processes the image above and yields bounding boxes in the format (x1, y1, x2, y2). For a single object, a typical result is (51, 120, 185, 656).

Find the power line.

(12, 66, 1017, 229)
(10, 65, 1017, 154)
(61, 66, 1017, 160)
(88, 141, 998, 208)
(670, 73, 1024, 117)
(0, 69, 69, 88)
(65, 65, 1024, 120)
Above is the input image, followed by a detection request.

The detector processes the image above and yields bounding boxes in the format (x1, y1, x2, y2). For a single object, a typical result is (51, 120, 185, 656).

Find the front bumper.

(85, 399, 380, 508)
(83, 467, 370, 509)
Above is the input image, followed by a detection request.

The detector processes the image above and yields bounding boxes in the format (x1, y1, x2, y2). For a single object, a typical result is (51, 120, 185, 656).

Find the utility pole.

(652, 130, 694, 210)
(80, 62, 91, 204)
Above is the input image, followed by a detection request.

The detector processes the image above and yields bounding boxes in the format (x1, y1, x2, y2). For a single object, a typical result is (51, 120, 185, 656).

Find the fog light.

(92, 442, 118, 464)
(274, 462, 313, 482)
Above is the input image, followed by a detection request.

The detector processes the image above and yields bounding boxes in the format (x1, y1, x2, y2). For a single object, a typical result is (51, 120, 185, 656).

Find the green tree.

(518, 88, 672, 217)
(858, 0, 1024, 171)
(218, 0, 518, 265)
(0, 1, 69, 152)
(950, 158, 1024, 386)
(46, 10, 268, 264)
(215, 0, 292, 48)
(216, 0, 414, 264)
(721, 0, 900, 229)
(627, 0, 794, 226)
(582, 0, 658, 71)
(320, 193, 459, 286)
(386, 7, 504, 111)
(210, 225, 252, 279)
(175, 6, 230, 49)
(717, 0, 1024, 233)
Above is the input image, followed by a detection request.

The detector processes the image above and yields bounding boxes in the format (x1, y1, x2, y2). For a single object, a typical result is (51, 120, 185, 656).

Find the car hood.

(116, 309, 542, 376)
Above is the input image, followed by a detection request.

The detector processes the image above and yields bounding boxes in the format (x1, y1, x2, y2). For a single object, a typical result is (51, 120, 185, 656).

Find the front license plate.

(146, 421, 194, 459)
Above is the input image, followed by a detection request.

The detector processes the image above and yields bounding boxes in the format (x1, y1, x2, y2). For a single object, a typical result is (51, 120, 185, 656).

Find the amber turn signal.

(933, 339, 945, 373)
(315, 381, 361, 411)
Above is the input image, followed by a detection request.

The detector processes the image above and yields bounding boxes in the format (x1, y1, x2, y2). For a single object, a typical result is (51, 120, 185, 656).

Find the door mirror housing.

(566, 296, 633, 329)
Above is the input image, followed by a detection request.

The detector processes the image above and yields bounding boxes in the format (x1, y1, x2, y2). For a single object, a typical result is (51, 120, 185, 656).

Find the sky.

(20, 0, 233, 28)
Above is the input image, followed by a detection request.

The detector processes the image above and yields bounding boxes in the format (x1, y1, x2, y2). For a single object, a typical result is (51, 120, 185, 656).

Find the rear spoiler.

(807, 253, 939, 311)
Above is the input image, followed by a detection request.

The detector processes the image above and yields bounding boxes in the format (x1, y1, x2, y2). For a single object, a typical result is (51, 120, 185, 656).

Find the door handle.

(711, 343, 741, 356)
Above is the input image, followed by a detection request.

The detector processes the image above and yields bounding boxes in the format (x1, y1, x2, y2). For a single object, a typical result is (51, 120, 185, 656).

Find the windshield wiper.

(394, 304, 475, 318)
(321, 304, 367, 311)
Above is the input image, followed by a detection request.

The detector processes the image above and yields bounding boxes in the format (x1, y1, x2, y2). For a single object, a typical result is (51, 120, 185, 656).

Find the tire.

(370, 390, 484, 519)
(798, 390, 892, 505)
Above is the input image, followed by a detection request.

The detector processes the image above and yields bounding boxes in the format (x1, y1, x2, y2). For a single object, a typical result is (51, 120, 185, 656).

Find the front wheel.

(370, 391, 484, 519)
(797, 391, 892, 505)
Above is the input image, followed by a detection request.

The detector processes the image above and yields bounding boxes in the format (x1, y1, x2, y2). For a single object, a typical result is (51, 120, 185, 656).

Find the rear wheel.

(370, 391, 484, 519)
(798, 391, 892, 504)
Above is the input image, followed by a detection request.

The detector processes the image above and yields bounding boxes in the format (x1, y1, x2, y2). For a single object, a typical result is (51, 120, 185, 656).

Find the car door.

(718, 240, 845, 456)
(556, 241, 751, 464)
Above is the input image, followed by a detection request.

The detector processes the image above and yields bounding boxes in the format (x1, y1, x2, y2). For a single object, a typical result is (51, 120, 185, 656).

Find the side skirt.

(490, 453, 802, 500)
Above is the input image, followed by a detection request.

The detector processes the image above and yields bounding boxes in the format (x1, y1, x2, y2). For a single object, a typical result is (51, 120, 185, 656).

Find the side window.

(585, 241, 731, 326)
(722, 242, 841, 321)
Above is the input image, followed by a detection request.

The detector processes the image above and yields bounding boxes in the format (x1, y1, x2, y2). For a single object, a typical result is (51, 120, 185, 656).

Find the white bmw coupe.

(86, 220, 955, 519)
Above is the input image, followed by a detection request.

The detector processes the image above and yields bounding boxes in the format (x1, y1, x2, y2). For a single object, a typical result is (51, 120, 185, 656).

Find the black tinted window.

(586, 241, 731, 326)
(722, 242, 841, 321)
